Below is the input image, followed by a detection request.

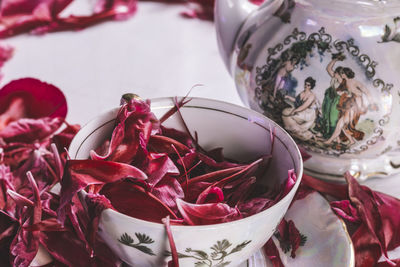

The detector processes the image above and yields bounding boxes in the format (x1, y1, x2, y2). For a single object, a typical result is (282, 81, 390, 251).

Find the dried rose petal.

(183, 166, 246, 202)
(345, 172, 398, 266)
(39, 229, 121, 267)
(151, 175, 184, 213)
(148, 135, 190, 155)
(32, 0, 138, 35)
(176, 198, 241, 225)
(100, 179, 178, 222)
(0, 0, 73, 38)
(0, 117, 63, 143)
(304, 172, 400, 266)
(90, 98, 157, 164)
(330, 200, 361, 223)
(57, 159, 147, 224)
(302, 173, 348, 200)
(146, 153, 179, 187)
(237, 197, 273, 217)
(0, 0, 137, 37)
(0, 78, 67, 124)
(52, 123, 80, 153)
(196, 186, 224, 204)
(263, 239, 285, 267)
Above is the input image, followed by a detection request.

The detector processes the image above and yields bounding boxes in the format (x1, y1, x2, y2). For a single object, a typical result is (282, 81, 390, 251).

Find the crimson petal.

(100, 179, 177, 222)
(0, 117, 63, 143)
(146, 153, 179, 187)
(176, 198, 241, 225)
(57, 159, 147, 224)
(90, 98, 157, 164)
(152, 175, 184, 214)
(0, 78, 67, 122)
(330, 200, 361, 223)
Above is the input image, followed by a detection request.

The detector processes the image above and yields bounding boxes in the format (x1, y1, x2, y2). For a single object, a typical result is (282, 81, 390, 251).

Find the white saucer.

(241, 192, 355, 267)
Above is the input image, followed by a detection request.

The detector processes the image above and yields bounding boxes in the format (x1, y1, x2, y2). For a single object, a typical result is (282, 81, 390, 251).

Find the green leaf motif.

(167, 239, 251, 267)
(211, 239, 232, 253)
(195, 262, 209, 267)
(134, 245, 156, 256)
(118, 232, 156, 256)
(135, 232, 154, 244)
(119, 233, 134, 245)
(229, 240, 252, 254)
(191, 249, 209, 260)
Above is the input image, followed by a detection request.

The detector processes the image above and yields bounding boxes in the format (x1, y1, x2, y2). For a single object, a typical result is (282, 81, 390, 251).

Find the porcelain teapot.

(215, 0, 400, 181)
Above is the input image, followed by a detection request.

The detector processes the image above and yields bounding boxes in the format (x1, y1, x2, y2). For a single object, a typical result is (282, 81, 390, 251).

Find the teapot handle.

(215, 0, 285, 72)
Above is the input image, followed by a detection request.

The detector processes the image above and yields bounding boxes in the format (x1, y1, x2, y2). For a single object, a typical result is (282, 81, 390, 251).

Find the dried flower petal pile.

(0, 78, 121, 267)
(58, 97, 297, 228)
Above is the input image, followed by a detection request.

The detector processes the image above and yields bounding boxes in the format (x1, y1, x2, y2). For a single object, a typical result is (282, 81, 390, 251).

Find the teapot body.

(225, 0, 400, 181)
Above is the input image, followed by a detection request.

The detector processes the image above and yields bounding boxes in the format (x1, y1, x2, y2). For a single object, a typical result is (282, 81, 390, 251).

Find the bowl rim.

(70, 96, 304, 229)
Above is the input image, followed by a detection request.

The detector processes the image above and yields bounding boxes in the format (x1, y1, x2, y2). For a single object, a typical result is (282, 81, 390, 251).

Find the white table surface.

(2, 1, 399, 263)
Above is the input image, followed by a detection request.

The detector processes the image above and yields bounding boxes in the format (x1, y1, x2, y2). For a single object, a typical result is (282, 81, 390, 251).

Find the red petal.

(262, 239, 285, 267)
(32, 0, 137, 35)
(0, 78, 67, 121)
(176, 198, 241, 225)
(146, 153, 179, 187)
(57, 159, 147, 224)
(100, 180, 177, 222)
(345, 172, 398, 266)
(196, 186, 224, 204)
(302, 174, 348, 199)
(0, 117, 63, 143)
(52, 123, 80, 152)
(148, 135, 190, 155)
(330, 200, 361, 223)
(151, 175, 184, 214)
(90, 99, 156, 164)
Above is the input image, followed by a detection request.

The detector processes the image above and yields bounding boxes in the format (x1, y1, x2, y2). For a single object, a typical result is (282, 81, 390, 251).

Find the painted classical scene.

(255, 29, 382, 154)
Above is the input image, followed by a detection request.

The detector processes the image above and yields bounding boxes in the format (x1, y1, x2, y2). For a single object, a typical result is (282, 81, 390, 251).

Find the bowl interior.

(69, 97, 302, 190)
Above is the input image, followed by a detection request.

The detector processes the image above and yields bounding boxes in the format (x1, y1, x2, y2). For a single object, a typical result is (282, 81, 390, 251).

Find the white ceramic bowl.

(68, 97, 303, 267)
